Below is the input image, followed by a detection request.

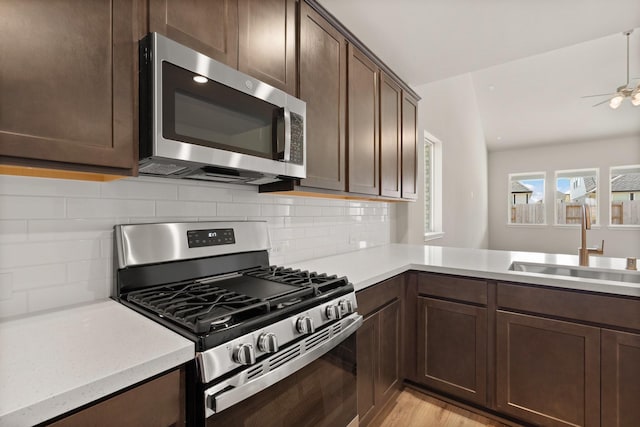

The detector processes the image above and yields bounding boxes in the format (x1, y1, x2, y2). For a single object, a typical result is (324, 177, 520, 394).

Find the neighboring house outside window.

(508, 173, 545, 225)
(555, 169, 598, 225)
(610, 166, 640, 225)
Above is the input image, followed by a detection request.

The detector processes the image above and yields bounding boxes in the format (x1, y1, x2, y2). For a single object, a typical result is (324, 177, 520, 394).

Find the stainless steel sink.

(509, 261, 640, 284)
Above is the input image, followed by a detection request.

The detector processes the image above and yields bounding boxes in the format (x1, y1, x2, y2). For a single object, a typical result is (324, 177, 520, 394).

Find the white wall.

(399, 73, 489, 248)
(488, 136, 640, 257)
(0, 175, 393, 318)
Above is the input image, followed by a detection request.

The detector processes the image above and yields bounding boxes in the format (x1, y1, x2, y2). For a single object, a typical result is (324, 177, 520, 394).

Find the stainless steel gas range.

(113, 221, 362, 426)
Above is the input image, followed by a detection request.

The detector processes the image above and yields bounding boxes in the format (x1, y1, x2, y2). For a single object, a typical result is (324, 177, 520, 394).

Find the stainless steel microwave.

(138, 32, 306, 185)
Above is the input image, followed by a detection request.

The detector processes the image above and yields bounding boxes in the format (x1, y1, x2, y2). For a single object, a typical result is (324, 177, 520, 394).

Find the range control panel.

(187, 228, 235, 248)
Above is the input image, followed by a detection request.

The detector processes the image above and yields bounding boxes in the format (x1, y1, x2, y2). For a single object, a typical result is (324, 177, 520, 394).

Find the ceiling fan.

(582, 29, 640, 108)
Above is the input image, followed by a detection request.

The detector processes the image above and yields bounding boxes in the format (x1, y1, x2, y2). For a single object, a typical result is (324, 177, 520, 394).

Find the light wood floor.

(375, 389, 513, 427)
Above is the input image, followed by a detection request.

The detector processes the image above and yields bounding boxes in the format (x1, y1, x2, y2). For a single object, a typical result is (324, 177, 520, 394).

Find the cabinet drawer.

(497, 282, 640, 331)
(417, 273, 487, 305)
(357, 275, 403, 317)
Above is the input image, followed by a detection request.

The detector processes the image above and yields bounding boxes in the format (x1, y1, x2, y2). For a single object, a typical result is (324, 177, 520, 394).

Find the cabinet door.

(401, 93, 418, 199)
(496, 311, 600, 427)
(0, 0, 140, 172)
(49, 368, 184, 427)
(237, 0, 296, 95)
(149, 0, 238, 67)
(299, 2, 347, 191)
(348, 45, 380, 196)
(357, 313, 378, 426)
(416, 297, 487, 406)
(379, 73, 402, 198)
(602, 329, 640, 427)
(377, 299, 402, 405)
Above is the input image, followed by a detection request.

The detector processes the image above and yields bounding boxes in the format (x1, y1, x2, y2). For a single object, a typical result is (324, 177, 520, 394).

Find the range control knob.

(233, 343, 256, 365)
(296, 316, 315, 335)
(325, 304, 342, 320)
(257, 332, 279, 353)
(339, 299, 355, 315)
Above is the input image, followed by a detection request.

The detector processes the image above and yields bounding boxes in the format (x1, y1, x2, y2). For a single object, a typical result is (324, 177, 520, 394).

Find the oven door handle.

(204, 313, 363, 417)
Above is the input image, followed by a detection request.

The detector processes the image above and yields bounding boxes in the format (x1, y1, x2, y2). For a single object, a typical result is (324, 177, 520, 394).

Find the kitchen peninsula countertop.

(2, 244, 638, 426)
(291, 244, 640, 297)
(0, 300, 194, 427)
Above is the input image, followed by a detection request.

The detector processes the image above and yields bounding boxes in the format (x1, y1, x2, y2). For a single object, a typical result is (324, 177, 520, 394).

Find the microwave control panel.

(290, 112, 304, 165)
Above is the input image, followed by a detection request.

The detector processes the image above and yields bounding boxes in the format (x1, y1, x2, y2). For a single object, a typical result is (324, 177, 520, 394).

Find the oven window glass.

(162, 62, 279, 160)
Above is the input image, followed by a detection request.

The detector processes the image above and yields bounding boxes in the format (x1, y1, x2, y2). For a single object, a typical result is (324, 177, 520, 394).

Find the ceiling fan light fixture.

(609, 94, 624, 109)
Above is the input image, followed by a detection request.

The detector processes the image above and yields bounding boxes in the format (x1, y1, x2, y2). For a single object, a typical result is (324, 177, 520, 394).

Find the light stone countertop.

(2, 244, 638, 427)
(0, 300, 194, 427)
(290, 244, 640, 297)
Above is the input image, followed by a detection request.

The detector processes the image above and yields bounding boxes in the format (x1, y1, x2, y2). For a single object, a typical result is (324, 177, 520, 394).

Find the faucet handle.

(589, 240, 604, 255)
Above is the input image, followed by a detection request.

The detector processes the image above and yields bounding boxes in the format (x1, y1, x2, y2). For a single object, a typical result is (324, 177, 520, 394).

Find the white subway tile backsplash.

(0, 240, 101, 269)
(7, 264, 67, 291)
(67, 199, 155, 218)
(156, 200, 217, 217)
(293, 205, 319, 217)
(67, 259, 110, 283)
(0, 175, 100, 198)
(101, 179, 178, 200)
(0, 291, 27, 318)
(0, 196, 65, 219)
(0, 174, 393, 317)
(0, 273, 12, 300)
(179, 185, 233, 202)
(0, 220, 28, 243)
(28, 279, 108, 313)
(217, 203, 261, 217)
(260, 204, 291, 217)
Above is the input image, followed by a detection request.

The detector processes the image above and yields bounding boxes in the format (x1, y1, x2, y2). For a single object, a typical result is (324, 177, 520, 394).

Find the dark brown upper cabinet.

(299, 2, 347, 191)
(0, 0, 143, 176)
(401, 92, 418, 200)
(379, 73, 402, 198)
(348, 45, 380, 196)
(149, 0, 239, 68)
(150, 0, 296, 95)
(237, 0, 297, 95)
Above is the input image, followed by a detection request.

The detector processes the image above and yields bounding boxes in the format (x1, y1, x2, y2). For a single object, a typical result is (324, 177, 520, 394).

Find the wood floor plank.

(374, 388, 514, 427)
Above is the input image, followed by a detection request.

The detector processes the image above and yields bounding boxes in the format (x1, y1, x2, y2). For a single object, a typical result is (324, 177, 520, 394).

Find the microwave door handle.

(282, 107, 291, 162)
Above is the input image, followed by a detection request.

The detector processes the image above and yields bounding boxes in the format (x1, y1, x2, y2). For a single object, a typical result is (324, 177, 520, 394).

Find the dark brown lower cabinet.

(47, 368, 185, 427)
(602, 329, 640, 427)
(356, 276, 403, 427)
(496, 311, 600, 427)
(415, 297, 487, 406)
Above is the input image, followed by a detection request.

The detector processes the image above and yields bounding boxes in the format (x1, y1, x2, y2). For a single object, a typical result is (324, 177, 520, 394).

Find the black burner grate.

(124, 266, 351, 337)
(127, 281, 270, 334)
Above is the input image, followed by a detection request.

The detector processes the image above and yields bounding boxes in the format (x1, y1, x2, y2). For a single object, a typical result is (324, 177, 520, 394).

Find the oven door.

(199, 314, 362, 427)
(205, 333, 358, 427)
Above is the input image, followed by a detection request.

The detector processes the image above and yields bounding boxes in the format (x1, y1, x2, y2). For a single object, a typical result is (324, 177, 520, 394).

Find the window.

(424, 131, 443, 240)
(610, 165, 640, 226)
(424, 138, 433, 232)
(508, 172, 545, 224)
(555, 169, 598, 225)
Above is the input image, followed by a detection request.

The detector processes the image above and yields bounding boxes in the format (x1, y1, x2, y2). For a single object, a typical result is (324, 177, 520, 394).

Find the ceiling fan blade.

(581, 93, 615, 98)
(592, 99, 611, 107)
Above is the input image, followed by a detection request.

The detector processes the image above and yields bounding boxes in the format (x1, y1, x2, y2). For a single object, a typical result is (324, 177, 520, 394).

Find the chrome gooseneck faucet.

(579, 204, 604, 266)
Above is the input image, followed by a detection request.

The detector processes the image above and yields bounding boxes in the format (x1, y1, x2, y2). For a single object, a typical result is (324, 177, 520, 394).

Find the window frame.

(609, 164, 640, 228)
(424, 131, 443, 241)
(507, 171, 547, 226)
(554, 168, 599, 227)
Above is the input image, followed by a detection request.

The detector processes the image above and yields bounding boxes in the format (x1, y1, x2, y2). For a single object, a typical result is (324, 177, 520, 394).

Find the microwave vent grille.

(139, 162, 187, 176)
